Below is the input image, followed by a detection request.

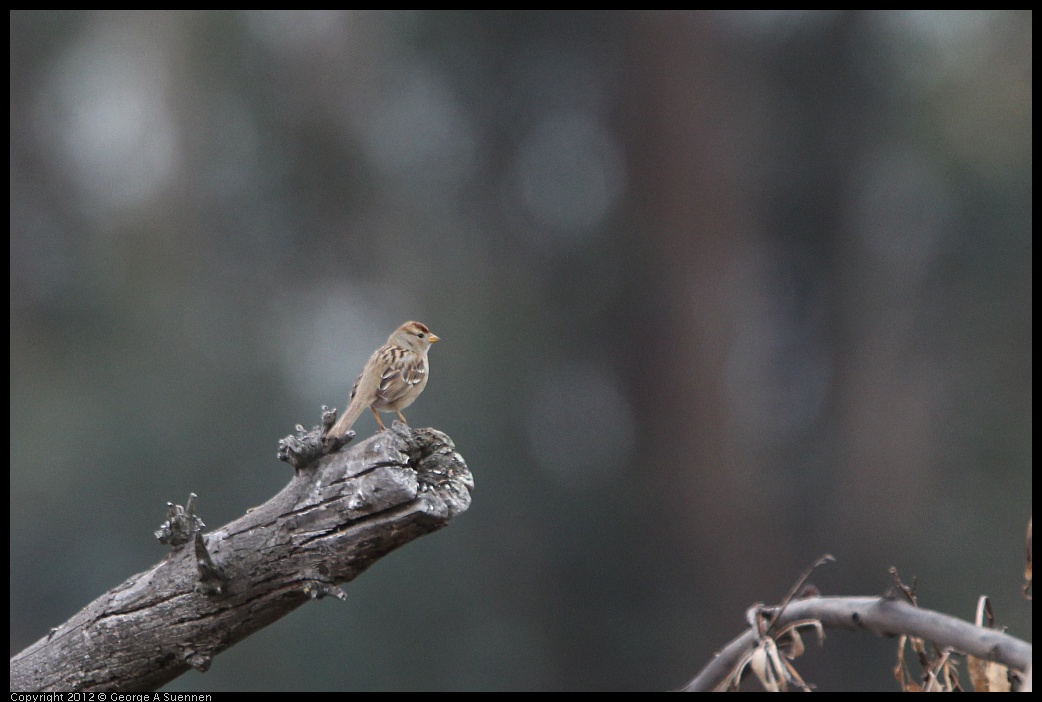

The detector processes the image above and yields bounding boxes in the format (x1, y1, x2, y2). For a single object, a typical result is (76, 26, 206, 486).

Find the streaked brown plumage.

(326, 321, 440, 439)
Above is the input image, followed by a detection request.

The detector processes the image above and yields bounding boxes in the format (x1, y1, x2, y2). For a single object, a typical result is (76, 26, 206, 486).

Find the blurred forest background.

(9, 10, 1031, 691)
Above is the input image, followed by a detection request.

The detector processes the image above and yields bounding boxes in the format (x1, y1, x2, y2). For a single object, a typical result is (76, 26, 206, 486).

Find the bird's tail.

(326, 399, 367, 440)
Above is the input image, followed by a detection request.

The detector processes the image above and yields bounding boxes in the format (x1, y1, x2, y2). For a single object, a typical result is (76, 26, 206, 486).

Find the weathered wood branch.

(10, 424, 472, 692)
(682, 596, 1032, 691)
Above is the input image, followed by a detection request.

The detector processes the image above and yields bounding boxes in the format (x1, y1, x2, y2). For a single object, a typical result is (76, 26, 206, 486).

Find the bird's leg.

(395, 410, 408, 425)
(371, 407, 387, 430)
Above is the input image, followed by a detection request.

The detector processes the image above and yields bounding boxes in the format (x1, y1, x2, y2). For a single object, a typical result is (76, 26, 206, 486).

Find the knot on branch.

(155, 493, 205, 547)
(303, 580, 348, 601)
(183, 649, 212, 672)
(278, 405, 349, 470)
(194, 532, 229, 596)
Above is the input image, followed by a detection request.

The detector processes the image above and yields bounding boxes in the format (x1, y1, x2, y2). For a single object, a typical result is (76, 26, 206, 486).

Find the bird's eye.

(417, 333, 425, 339)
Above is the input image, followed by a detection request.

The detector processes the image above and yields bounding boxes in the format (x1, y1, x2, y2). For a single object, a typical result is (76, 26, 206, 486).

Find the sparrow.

(326, 321, 439, 440)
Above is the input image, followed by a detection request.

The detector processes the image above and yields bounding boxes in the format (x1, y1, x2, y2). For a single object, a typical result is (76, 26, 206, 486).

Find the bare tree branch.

(682, 596, 1032, 691)
(9, 425, 472, 692)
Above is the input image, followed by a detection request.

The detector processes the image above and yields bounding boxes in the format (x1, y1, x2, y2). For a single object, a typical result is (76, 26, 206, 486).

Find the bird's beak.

(429, 333, 441, 343)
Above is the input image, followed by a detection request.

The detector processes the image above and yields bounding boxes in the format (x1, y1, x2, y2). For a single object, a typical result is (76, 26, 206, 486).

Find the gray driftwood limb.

(682, 596, 1033, 691)
(10, 424, 472, 692)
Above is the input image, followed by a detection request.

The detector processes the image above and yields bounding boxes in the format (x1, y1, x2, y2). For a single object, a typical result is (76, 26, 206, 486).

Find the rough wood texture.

(10, 425, 472, 692)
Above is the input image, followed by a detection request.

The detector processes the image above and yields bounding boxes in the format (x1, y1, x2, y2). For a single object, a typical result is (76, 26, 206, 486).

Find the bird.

(325, 321, 440, 440)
